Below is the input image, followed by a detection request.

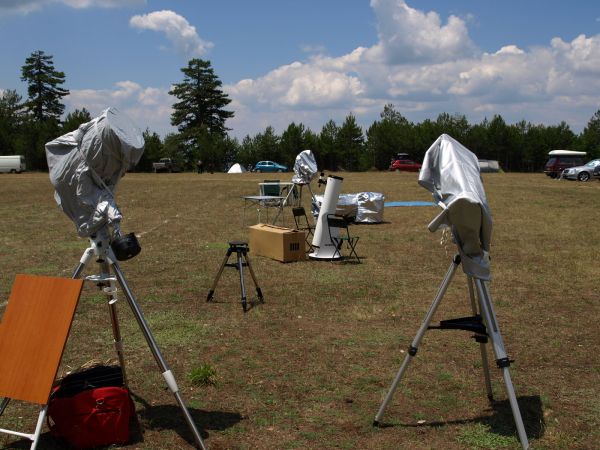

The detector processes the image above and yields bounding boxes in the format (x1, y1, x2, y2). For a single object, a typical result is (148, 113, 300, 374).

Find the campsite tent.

(227, 163, 247, 173)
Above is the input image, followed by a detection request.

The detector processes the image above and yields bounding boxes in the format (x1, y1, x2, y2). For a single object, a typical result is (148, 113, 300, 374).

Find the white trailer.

(0, 155, 26, 173)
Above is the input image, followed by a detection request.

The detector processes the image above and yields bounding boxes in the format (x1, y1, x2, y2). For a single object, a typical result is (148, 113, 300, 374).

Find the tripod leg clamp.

(408, 345, 418, 356)
(496, 357, 513, 368)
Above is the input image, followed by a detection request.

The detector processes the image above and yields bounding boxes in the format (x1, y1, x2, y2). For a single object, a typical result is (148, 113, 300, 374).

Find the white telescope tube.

(310, 175, 343, 260)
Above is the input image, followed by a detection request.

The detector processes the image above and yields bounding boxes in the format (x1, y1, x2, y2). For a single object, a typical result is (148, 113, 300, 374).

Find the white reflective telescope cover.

(292, 149, 318, 185)
(45, 107, 144, 237)
(418, 134, 492, 280)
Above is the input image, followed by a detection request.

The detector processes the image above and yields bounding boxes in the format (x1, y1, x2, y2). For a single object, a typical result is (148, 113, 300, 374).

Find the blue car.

(253, 160, 288, 173)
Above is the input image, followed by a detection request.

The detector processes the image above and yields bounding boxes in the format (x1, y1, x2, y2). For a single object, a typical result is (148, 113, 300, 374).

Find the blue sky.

(1, 0, 599, 139)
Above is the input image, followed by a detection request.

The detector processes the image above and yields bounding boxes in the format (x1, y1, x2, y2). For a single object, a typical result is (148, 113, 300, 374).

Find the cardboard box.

(249, 224, 306, 262)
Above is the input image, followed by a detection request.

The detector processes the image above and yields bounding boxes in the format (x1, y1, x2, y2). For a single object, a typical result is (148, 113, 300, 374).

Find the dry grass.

(0, 171, 599, 449)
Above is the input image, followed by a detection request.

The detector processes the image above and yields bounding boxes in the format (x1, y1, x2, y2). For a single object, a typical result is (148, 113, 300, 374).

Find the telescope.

(45, 107, 144, 259)
(374, 134, 529, 450)
(418, 134, 492, 279)
(45, 108, 207, 449)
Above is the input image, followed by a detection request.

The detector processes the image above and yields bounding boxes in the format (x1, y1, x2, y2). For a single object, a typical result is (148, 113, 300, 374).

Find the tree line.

(2, 50, 600, 172)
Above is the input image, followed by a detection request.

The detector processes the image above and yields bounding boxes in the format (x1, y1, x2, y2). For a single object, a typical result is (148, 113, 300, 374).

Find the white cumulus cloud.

(65, 81, 174, 135)
(129, 10, 213, 57)
(0, 0, 144, 15)
(226, 1, 600, 137)
(229, 61, 363, 110)
(369, 0, 478, 63)
(50, 0, 600, 139)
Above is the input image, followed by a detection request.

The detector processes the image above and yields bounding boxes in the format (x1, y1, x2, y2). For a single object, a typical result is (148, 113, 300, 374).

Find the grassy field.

(0, 171, 598, 449)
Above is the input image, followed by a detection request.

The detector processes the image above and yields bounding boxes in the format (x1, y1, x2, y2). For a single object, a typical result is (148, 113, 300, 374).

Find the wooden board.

(0, 274, 83, 404)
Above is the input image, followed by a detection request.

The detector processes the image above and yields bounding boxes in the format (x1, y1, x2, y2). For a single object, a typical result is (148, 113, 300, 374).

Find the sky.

(1, 0, 599, 139)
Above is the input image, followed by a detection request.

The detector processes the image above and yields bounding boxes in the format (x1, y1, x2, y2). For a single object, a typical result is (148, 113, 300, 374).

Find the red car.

(389, 159, 422, 172)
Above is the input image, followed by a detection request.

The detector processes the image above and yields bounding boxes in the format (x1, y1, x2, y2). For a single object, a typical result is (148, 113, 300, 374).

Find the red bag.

(48, 370, 134, 449)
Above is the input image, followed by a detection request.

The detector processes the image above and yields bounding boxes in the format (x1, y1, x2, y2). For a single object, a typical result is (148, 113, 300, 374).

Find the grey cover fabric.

(46, 108, 144, 237)
(418, 134, 492, 280)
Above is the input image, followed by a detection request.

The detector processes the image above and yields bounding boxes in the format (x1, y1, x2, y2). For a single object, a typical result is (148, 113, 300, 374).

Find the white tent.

(227, 163, 247, 173)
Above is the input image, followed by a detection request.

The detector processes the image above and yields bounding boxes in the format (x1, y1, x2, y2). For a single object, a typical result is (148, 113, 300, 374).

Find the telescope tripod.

(373, 254, 529, 450)
(73, 235, 207, 450)
(206, 241, 263, 312)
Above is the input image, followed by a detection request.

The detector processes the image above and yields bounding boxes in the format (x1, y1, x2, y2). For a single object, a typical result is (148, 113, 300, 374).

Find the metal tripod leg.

(242, 251, 264, 305)
(467, 276, 493, 401)
(475, 279, 529, 450)
(373, 255, 461, 426)
(207, 242, 263, 312)
(206, 248, 233, 302)
(75, 257, 129, 387)
(235, 249, 248, 312)
(103, 278, 129, 387)
(0, 397, 10, 416)
(73, 248, 206, 450)
(110, 261, 207, 450)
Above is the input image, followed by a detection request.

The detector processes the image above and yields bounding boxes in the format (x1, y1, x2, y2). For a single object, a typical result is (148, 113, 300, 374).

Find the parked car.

(389, 159, 422, 172)
(152, 158, 182, 173)
(253, 161, 287, 173)
(561, 159, 600, 182)
(543, 150, 586, 178)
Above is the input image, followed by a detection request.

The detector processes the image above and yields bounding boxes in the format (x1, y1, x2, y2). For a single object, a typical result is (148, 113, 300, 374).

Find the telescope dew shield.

(310, 175, 343, 260)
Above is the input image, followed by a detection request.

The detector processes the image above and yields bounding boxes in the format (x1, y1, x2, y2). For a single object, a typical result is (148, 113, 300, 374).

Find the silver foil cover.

(356, 192, 385, 223)
(45, 107, 144, 237)
(418, 133, 492, 280)
(291, 150, 318, 185)
(312, 192, 385, 223)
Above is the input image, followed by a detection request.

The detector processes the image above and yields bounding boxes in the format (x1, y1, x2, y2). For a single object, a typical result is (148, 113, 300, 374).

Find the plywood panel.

(0, 274, 83, 404)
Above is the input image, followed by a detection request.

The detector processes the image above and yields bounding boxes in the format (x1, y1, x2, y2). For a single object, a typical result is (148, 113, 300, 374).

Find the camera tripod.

(73, 231, 206, 450)
(206, 241, 263, 312)
(373, 254, 529, 450)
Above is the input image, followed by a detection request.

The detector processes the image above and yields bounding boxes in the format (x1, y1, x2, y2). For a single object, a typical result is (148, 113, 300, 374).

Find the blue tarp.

(384, 201, 436, 207)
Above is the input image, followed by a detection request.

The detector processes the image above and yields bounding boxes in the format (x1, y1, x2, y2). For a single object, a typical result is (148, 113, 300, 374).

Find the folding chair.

(292, 206, 315, 252)
(326, 214, 360, 263)
(259, 180, 286, 223)
(0, 274, 84, 449)
(260, 179, 281, 197)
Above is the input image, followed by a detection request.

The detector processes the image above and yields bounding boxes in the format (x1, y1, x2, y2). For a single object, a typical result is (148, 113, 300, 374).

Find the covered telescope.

(418, 134, 492, 280)
(45, 108, 144, 237)
(291, 150, 318, 185)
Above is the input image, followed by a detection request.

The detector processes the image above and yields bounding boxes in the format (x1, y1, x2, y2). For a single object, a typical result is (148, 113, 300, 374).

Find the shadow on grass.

(129, 392, 243, 446)
(206, 296, 265, 313)
(376, 395, 544, 440)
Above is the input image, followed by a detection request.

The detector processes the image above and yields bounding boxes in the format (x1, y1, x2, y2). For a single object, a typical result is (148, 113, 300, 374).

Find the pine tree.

(337, 114, 365, 171)
(0, 89, 25, 155)
(21, 50, 69, 122)
(61, 108, 92, 134)
(581, 109, 600, 158)
(169, 58, 234, 139)
(318, 120, 340, 171)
